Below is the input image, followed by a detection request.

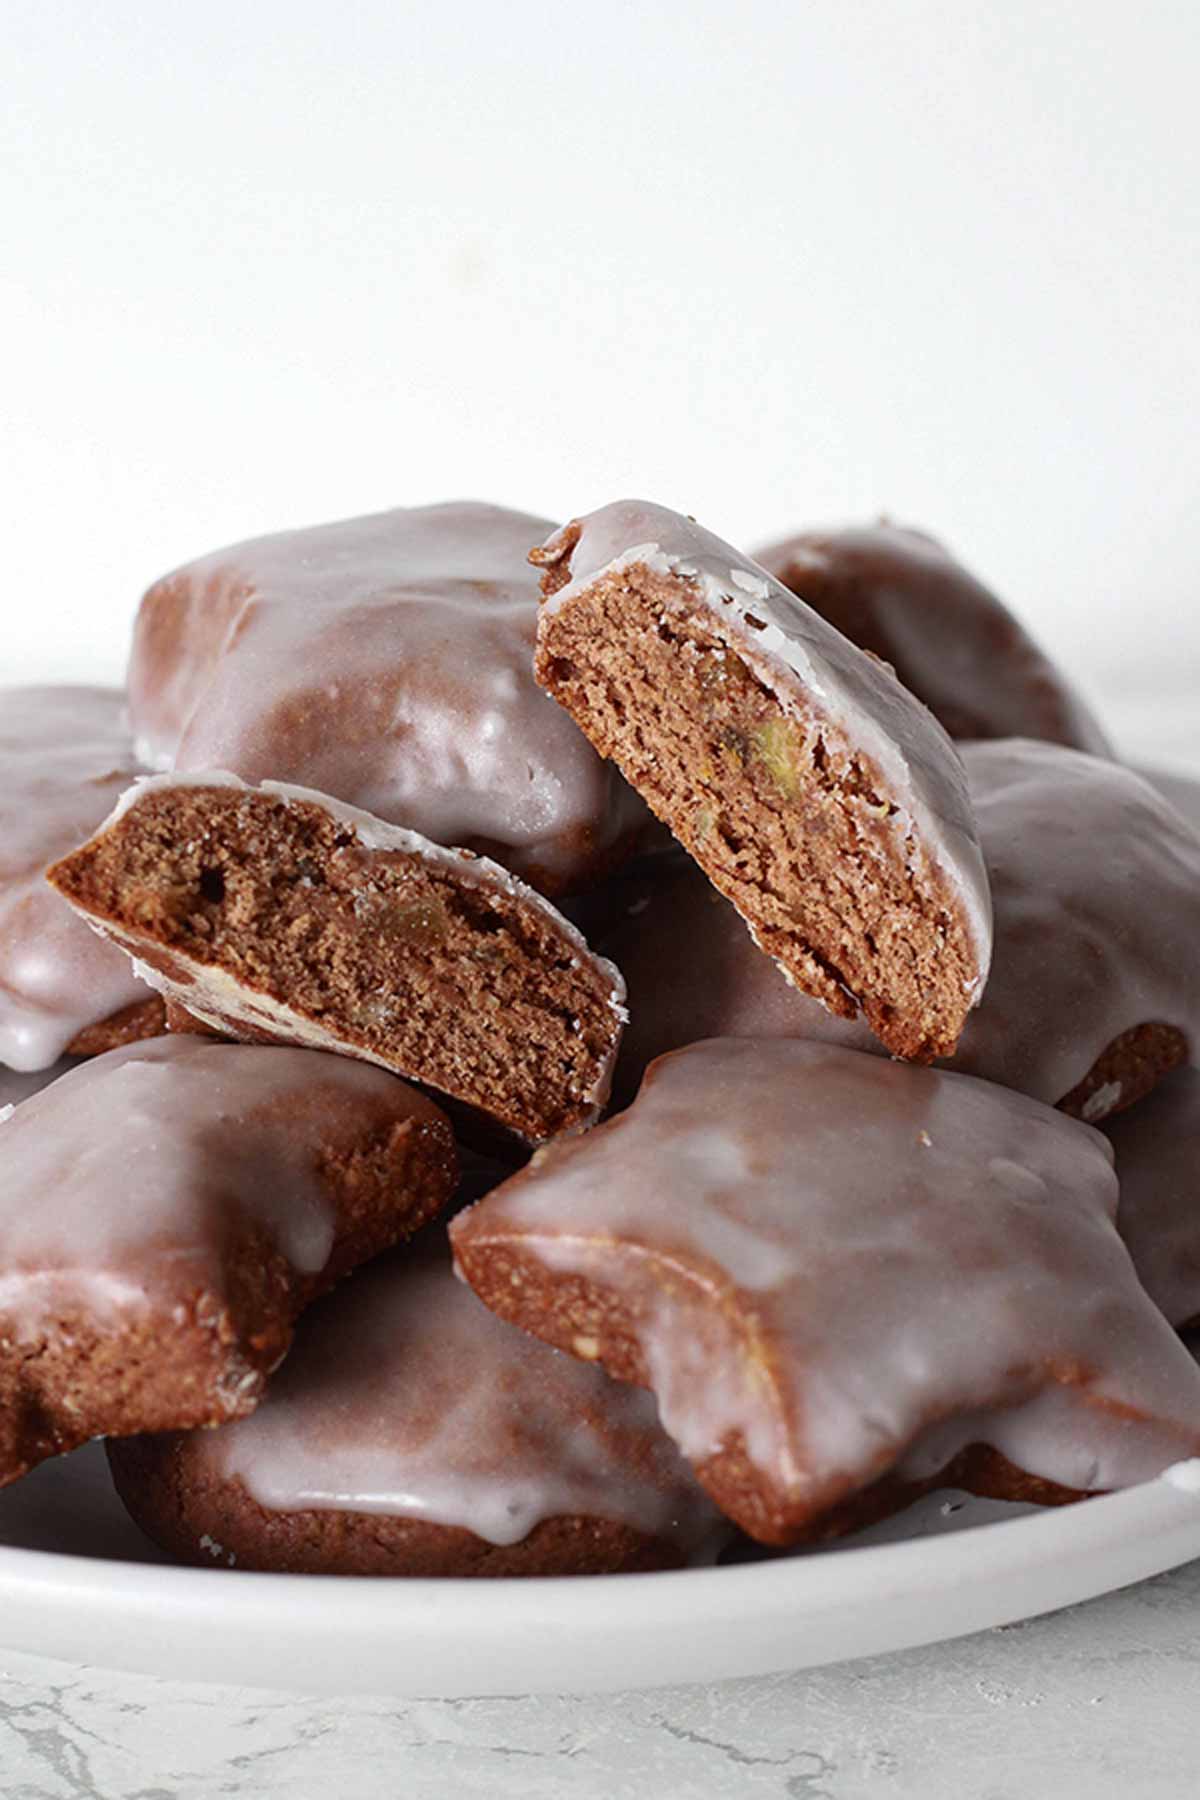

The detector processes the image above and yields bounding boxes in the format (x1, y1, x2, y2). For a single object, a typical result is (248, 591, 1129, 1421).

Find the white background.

(3, 1, 1198, 729)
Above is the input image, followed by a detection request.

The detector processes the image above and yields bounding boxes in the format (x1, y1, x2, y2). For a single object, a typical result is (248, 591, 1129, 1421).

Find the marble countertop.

(4, 1551, 1200, 1799)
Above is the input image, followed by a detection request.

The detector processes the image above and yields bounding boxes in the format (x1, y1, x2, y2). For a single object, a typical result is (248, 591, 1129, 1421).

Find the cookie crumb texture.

(0, 1038, 457, 1488)
(49, 782, 623, 1142)
(535, 548, 980, 1062)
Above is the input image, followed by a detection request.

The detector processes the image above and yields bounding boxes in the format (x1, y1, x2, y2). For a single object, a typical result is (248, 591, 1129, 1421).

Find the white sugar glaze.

(458, 1040, 1200, 1510)
(208, 1248, 723, 1553)
(0, 1036, 423, 1341)
(537, 500, 993, 992)
(0, 687, 150, 1070)
(126, 502, 647, 888)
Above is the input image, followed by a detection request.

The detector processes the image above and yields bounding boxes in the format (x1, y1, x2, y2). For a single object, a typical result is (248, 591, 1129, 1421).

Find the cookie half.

(531, 500, 991, 1061)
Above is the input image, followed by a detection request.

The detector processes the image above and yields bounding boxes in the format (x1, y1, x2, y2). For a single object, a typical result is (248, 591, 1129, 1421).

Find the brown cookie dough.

(107, 1245, 725, 1576)
(47, 774, 627, 1145)
(531, 500, 991, 1063)
(601, 742, 1199, 1123)
(1105, 1068, 1200, 1331)
(126, 502, 649, 895)
(0, 1036, 456, 1488)
(755, 522, 1111, 752)
(0, 687, 158, 1071)
(451, 1039, 1200, 1546)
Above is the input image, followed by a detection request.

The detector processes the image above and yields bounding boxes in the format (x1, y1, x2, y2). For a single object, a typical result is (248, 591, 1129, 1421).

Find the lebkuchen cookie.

(126, 502, 648, 896)
(1105, 1069, 1200, 1332)
(531, 500, 992, 1062)
(47, 773, 627, 1144)
(600, 742, 1199, 1122)
(0, 1036, 457, 1488)
(451, 1040, 1200, 1547)
(754, 522, 1111, 753)
(108, 1244, 726, 1577)
(0, 687, 164, 1071)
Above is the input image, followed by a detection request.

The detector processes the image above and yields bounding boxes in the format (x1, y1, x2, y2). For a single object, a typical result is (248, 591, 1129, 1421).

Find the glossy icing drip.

(0, 687, 150, 1070)
(126, 503, 646, 886)
(211, 1249, 723, 1552)
(458, 1040, 1200, 1504)
(537, 500, 993, 991)
(54, 771, 628, 1136)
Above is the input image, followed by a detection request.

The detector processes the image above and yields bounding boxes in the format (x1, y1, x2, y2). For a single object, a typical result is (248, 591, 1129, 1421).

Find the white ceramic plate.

(2, 736, 1198, 1698)
(3, 1444, 1200, 1696)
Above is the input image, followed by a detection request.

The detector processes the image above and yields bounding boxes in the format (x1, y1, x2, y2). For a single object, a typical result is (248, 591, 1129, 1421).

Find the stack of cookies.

(3, 497, 1198, 1576)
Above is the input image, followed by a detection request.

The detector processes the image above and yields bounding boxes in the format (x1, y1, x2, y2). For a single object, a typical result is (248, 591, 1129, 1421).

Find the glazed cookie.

(47, 773, 627, 1143)
(126, 503, 647, 895)
(601, 742, 1199, 1122)
(0, 1036, 456, 1488)
(1105, 1069, 1200, 1332)
(0, 687, 163, 1070)
(108, 1245, 725, 1576)
(755, 523, 1111, 752)
(954, 741, 1198, 1118)
(451, 1039, 1200, 1546)
(531, 500, 991, 1062)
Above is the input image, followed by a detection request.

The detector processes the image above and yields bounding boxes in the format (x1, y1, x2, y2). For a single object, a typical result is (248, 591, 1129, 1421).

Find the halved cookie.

(47, 774, 627, 1144)
(531, 500, 991, 1061)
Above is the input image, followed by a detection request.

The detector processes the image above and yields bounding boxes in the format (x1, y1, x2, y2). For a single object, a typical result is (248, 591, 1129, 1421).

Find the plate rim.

(3, 1466, 1200, 1698)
